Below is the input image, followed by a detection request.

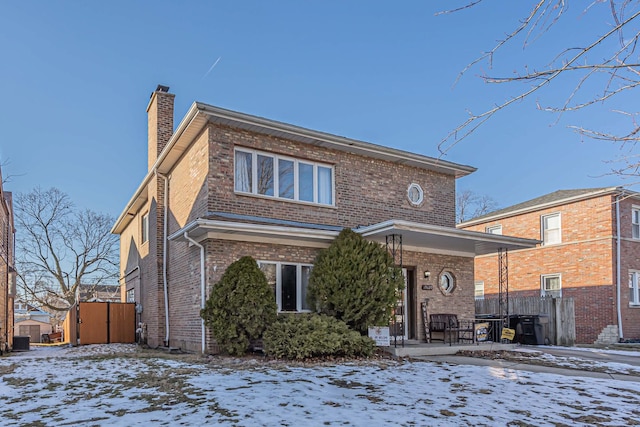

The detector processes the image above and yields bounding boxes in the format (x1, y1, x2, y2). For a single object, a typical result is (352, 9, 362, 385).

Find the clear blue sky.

(0, 1, 629, 218)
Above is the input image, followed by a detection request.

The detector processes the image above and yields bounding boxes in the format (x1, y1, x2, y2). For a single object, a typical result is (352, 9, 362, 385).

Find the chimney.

(147, 84, 175, 171)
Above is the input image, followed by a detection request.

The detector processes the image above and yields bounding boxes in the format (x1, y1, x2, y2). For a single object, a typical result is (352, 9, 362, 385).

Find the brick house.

(0, 167, 16, 353)
(459, 187, 640, 344)
(112, 85, 536, 353)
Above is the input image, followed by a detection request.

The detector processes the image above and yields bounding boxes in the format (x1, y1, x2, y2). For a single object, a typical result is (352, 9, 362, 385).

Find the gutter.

(183, 231, 206, 353)
(158, 172, 170, 347)
(616, 194, 624, 341)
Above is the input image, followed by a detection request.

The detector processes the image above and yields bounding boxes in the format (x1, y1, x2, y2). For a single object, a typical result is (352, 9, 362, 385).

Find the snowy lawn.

(1, 344, 639, 426)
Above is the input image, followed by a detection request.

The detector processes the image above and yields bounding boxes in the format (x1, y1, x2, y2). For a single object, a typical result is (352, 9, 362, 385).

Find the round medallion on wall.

(407, 183, 424, 206)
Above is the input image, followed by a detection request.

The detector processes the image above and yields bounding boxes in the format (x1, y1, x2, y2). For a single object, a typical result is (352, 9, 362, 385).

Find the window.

(633, 207, 640, 239)
(258, 261, 312, 312)
(235, 149, 334, 206)
(541, 274, 562, 298)
(486, 225, 502, 235)
(141, 213, 149, 244)
(474, 281, 484, 299)
(126, 288, 135, 303)
(407, 183, 424, 206)
(541, 213, 561, 245)
(439, 272, 455, 294)
(629, 270, 640, 306)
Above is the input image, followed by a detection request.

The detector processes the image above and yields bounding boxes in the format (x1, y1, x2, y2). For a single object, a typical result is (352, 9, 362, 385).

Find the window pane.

(543, 214, 560, 244)
(474, 281, 484, 299)
(281, 265, 297, 311)
(301, 266, 312, 310)
(260, 263, 277, 300)
(141, 214, 149, 243)
(235, 151, 252, 192)
(257, 155, 274, 196)
(298, 163, 314, 202)
(634, 224, 640, 239)
(317, 166, 332, 205)
(278, 159, 294, 199)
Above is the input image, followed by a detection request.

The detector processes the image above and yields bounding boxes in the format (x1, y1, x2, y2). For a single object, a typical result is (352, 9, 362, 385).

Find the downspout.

(157, 172, 170, 347)
(183, 231, 206, 353)
(615, 194, 624, 341)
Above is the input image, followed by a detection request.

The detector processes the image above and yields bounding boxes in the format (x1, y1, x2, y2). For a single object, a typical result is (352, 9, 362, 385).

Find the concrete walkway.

(412, 353, 640, 383)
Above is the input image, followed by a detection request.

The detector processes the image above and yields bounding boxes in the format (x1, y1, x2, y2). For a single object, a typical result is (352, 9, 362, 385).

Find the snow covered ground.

(1, 344, 639, 426)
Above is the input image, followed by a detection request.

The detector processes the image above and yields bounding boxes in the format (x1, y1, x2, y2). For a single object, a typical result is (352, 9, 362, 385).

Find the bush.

(200, 256, 277, 356)
(263, 313, 375, 360)
(307, 228, 404, 334)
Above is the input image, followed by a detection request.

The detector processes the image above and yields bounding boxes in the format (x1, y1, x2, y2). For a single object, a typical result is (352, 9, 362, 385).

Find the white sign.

(368, 326, 390, 347)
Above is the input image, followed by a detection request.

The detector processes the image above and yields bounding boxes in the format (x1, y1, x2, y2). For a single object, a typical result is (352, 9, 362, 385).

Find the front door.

(392, 268, 414, 340)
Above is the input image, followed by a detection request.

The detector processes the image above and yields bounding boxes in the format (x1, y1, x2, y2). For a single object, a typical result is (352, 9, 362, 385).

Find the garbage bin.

(509, 315, 547, 345)
(13, 336, 30, 351)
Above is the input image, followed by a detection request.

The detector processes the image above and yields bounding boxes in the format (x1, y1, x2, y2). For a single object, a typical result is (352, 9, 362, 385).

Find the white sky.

(1, 344, 639, 426)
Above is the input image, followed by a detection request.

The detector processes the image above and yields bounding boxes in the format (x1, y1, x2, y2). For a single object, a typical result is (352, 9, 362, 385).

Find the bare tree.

(14, 187, 118, 311)
(439, 1, 640, 177)
(456, 190, 498, 223)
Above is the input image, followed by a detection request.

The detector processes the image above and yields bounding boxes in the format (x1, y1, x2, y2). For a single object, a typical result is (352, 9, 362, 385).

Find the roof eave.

(458, 186, 625, 228)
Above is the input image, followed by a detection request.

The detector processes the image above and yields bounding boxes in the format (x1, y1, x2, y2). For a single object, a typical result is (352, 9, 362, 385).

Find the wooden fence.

(63, 302, 135, 346)
(475, 296, 576, 346)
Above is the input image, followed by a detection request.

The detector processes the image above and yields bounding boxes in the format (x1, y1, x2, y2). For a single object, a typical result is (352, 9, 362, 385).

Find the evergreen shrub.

(263, 313, 375, 360)
(200, 256, 277, 356)
(307, 228, 404, 334)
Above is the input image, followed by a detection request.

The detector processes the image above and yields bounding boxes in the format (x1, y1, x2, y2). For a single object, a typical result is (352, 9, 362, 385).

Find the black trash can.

(13, 336, 30, 351)
(509, 315, 547, 345)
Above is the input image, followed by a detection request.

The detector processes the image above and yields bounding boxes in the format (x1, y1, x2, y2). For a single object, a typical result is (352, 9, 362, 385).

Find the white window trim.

(141, 212, 149, 244)
(632, 206, 640, 240)
(629, 270, 640, 306)
(258, 261, 313, 313)
(234, 148, 335, 206)
(439, 271, 456, 294)
(541, 273, 562, 298)
(407, 183, 424, 206)
(474, 281, 485, 300)
(486, 225, 502, 235)
(541, 212, 562, 246)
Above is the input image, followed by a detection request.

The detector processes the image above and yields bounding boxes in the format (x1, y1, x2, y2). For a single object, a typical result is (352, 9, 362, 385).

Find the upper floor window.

(486, 225, 502, 235)
(259, 261, 313, 312)
(541, 212, 561, 245)
(541, 274, 562, 298)
(235, 148, 334, 206)
(141, 212, 149, 244)
(633, 207, 640, 239)
(629, 270, 640, 306)
(474, 281, 485, 299)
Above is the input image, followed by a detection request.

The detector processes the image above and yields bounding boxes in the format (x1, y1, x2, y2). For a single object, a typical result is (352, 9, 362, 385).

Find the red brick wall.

(206, 124, 456, 229)
(462, 194, 619, 343)
(617, 197, 640, 340)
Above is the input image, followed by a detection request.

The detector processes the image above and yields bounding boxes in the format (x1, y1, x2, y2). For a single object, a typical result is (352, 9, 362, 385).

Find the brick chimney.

(147, 84, 175, 171)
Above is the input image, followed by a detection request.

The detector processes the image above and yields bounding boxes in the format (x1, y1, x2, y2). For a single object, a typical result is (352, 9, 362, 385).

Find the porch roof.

(356, 220, 539, 256)
(168, 213, 539, 256)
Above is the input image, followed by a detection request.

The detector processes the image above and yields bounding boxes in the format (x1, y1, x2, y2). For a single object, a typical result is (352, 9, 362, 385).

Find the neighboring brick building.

(112, 85, 536, 353)
(0, 167, 16, 353)
(459, 187, 640, 344)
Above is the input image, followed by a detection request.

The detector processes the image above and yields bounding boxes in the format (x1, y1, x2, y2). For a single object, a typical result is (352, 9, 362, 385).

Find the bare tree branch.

(439, 0, 640, 175)
(14, 187, 119, 311)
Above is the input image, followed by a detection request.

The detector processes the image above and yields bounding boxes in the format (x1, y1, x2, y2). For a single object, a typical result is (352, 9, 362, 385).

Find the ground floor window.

(474, 281, 484, 299)
(259, 261, 312, 312)
(629, 270, 640, 306)
(541, 274, 562, 298)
